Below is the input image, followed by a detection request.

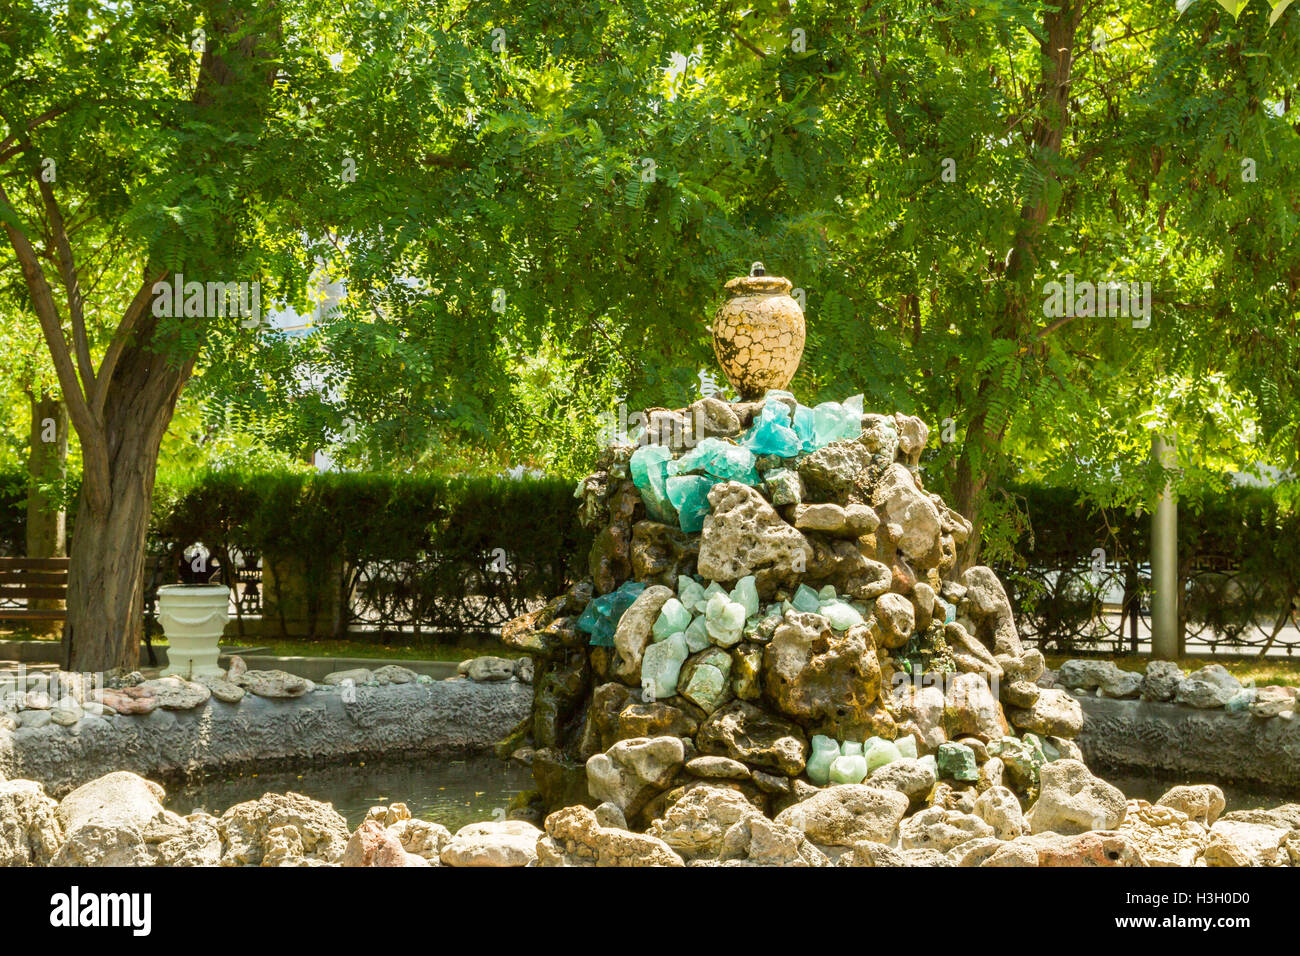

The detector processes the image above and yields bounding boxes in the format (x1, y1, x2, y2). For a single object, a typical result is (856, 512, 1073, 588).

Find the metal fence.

(997, 553, 1300, 657)
(135, 543, 553, 639)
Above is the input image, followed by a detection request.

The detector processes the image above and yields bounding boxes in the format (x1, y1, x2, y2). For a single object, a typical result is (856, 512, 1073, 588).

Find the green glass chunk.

(807, 735, 841, 786)
(729, 575, 760, 618)
(864, 739, 902, 773)
(666, 475, 713, 533)
(936, 741, 979, 782)
(704, 591, 746, 648)
(684, 614, 710, 653)
(653, 597, 692, 640)
(822, 600, 865, 631)
(828, 754, 868, 785)
(677, 575, 707, 613)
(792, 584, 822, 614)
(640, 632, 689, 699)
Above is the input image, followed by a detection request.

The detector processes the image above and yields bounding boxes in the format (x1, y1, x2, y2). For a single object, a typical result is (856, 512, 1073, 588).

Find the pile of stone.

(498, 391, 1091, 845)
(5, 766, 1298, 867)
(1054, 658, 1296, 718)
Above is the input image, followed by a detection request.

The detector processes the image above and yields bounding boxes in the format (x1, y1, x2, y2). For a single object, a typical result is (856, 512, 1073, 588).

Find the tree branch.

(0, 182, 110, 513)
(35, 173, 96, 397)
(92, 274, 166, 418)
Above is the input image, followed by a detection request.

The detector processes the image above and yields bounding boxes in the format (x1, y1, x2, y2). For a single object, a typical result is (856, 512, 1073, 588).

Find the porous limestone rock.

(1118, 800, 1206, 867)
(440, 820, 542, 867)
(872, 464, 943, 562)
(900, 805, 995, 854)
(342, 820, 410, 867)
(612, 585, 674, 684)
(1157, 784, 1226, 826)
(1174, 664, 1242, 709)
(718, 812, 830, 866)
(958, 566, 1022, 657)
(586, 736, 685, 815)
(646, 785, 758, 860)
(1026, 758, 1126, 835)
(1005, 688, 1083, 738)
(1139, 660, 1184, 702)
(538, 805, 684, 866)
(216, 792, 350, 866)
(695, 700, 808, 776)
(763, 614, 881, 737)
(974, 785, 1027, 840)
(0, 779, 62, 866)
(774, 785, 909, 848)
(697, 482, 813, 594)
(1014, 830, 1147, 867)
(235, 669, 312, 699)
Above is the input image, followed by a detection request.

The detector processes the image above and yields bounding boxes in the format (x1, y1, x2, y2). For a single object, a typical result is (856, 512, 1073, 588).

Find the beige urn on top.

(710, 262, 805, 400)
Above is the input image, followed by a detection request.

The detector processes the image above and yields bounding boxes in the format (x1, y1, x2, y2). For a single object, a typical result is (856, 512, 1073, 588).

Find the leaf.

(1214, 0, 1250, 17)
(1269, 0, 1295, 24)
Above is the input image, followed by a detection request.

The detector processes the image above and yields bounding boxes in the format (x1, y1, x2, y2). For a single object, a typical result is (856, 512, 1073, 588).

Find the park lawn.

(250, 638, 496, 662)
(1044, 653, 1300, 689)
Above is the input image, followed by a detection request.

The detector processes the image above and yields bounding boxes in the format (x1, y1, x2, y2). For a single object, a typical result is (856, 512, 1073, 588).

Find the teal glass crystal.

(742, 400, 801, 458)
(666, 475, 713, 533)
(811, 394, 864, 447)
(576, 580, 647, 647)
(630, 444, 677, 524)
(792, 403, 817, 452)
(670, 437, 759, 486)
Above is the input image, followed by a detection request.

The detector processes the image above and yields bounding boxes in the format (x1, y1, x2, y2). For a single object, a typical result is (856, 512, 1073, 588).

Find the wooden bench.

(0, 556, 69, 625)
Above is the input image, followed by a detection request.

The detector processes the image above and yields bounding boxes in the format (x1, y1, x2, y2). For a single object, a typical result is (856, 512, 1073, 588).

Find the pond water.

(163, 757, 1300, 832)
(1098, 767, 1300, 812)
(165, 756, 536, 831)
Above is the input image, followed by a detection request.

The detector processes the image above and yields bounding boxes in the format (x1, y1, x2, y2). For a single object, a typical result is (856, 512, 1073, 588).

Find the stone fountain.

(501, 268, 1084, 837)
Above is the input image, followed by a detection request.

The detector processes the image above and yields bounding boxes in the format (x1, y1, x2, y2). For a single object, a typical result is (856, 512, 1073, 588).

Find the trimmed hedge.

(1, 467, 591, 639)
(4, 465, 1296, 646)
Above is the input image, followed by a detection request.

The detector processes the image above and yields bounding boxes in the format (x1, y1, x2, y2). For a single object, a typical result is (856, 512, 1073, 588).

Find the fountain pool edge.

(0, 679, 532, 797)
(1077, 694, 1300, 790)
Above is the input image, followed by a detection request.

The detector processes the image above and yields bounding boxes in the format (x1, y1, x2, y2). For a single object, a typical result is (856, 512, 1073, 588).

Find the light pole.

(1151, 434, 1180, 660)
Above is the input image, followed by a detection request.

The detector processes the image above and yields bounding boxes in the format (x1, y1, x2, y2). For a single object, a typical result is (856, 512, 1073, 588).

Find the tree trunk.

(26, 391, 67, 558)
(25, 392, 68, 636)
(63, 317, 193, 673)
(948, 1, 1082, 573)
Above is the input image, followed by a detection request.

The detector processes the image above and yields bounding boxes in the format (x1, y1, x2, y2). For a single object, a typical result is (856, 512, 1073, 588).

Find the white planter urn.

(157, 584, 230, 680)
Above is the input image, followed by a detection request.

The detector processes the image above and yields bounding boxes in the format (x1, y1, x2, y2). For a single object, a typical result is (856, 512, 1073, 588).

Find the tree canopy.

(2, 0, 1299, 666)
